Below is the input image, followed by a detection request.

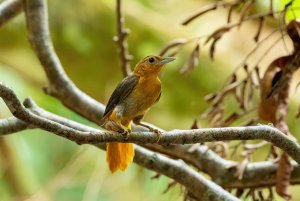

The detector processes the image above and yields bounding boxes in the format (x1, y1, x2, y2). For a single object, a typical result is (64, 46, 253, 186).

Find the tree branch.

(114, 0, 132, 76)
(0, 95, 239, 200)
(147, 144, 300, 188)
(20, 98, 300, 189)
(0, 0, 22, 28)
(1, 98, 300, 198)
(0, 117, 30, 134)
(23, 0, 105, 124)
(1, 82, 300, 165)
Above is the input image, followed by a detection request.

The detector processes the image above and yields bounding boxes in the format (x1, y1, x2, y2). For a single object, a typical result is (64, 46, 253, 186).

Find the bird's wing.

(102, 74, 139, 119)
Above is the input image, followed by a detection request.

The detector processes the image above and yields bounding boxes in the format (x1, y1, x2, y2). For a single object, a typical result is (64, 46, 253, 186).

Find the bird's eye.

(148, 57, 155, 63)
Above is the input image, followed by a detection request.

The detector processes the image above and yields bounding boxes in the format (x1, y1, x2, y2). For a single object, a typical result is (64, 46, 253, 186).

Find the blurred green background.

(0, 0, 300, 200)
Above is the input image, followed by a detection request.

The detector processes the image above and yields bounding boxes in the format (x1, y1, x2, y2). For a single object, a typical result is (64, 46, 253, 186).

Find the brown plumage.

(102, 55, 175, 173)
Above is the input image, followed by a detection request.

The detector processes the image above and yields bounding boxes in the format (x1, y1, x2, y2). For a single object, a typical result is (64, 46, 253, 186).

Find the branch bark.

(0, 117, 30, 134)
(0, 0, 22, 28)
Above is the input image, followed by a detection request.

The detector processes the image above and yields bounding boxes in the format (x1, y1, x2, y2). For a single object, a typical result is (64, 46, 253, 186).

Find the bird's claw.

(149, 128, 162, 142)
(120, 128, 131, 140)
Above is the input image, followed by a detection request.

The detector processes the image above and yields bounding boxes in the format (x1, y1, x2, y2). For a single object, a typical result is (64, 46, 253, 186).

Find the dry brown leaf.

(223, 112, 239, 126)
(267, 187, 274, 201)
(244, 141, 268, 150)
(204, 93, 217, 102)
(238, 0, 255, 28)
(209, 37, 220, 60)
(230, 73, 237, 83)
(296, 104, 300, 118)
(187, 143, 200, 153)
(208, 105, 223, 118)
(276, 152, 293, 201)
(151, 173, 161, 180)
(201, 104, 222, 119)
(235, 188, 244, 198)
(286, 19, 300, 50)
(251, 189, 258, 201)
(244, 189, 252, 199)
(212, 81, 240, 105)
(239, 80, 248, 111)
(254, 66, 261, 85)
(205, 26, 231, 60)
(205, 26, 231, 44)
(215, 142, 228, 158)
(190, 119, 198, 129)
(163, 180, 177, 194)
(181, 1, 240, 25)
(181, 4, 218, 26)
(243, 64, 249, 73)
(227, 1, 240, 23)
(235, 157, 249, 180)
(254, 17, 264, 42)
(258, 59, 283, 123)
(250, 72, 259, 88)
(257, 189, 265, 200)
(167, 49, 181, 57)
(211, 112, 223, 127)
(267, 145, 279, 160)
(159, 38, 187, 56)
(234, 86, 242, 103)
(180, 43, 200, 74)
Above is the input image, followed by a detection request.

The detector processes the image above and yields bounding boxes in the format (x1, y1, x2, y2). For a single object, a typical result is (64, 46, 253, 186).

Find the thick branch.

(1, 82, 300, 166)
(23, 98, 100, 133)
(0, 0, 22, 28)
(23, 0, 105, 124)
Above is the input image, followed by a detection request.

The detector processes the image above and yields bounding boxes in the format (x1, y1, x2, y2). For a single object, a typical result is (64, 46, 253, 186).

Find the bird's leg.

(104, 120, 131, 139)
(133, 115, 161, 142)
(121, 120, 132, 140)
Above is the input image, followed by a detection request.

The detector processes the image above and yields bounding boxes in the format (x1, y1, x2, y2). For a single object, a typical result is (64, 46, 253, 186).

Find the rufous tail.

(103, 113, 134, 173)
(106, 142, 134, 173)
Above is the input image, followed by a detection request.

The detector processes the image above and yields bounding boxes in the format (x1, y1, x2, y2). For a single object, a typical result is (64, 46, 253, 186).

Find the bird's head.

(133, 56, 175, 76)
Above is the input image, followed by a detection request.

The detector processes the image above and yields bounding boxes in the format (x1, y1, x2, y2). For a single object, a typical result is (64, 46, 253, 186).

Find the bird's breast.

(121, 76, 161, 117)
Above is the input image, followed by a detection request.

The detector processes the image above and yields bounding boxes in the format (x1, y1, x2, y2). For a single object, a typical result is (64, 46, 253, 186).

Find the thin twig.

(114, 0, 132, 76)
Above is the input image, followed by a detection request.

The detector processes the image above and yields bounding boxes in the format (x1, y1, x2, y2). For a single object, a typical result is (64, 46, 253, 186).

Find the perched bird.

(102, 55, 175, 173)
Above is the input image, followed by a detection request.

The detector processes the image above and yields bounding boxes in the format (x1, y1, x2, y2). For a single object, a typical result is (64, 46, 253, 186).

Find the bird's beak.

(158, 57, 175, 65)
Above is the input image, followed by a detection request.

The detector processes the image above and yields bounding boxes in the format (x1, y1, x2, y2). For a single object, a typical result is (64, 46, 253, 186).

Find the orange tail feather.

(106, 142, 134, 173)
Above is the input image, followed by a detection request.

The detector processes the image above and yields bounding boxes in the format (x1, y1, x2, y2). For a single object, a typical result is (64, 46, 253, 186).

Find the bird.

(102, 55, 175, 173)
